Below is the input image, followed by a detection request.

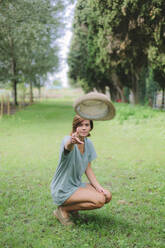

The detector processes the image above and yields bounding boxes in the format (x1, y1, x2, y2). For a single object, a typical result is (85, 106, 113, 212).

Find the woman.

(51, 115, 112, 225)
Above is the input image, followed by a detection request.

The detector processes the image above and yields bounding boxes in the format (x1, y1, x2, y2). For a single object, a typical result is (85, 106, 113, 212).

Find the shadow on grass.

(72, 211, 151, 237)
(75, 212, 131, 231)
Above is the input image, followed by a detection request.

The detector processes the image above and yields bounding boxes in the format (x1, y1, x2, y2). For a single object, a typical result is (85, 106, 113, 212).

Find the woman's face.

(76, 120, 91, 137)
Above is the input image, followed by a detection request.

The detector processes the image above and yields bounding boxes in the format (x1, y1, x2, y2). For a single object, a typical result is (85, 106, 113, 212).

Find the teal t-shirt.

(51, 136, 97, 206)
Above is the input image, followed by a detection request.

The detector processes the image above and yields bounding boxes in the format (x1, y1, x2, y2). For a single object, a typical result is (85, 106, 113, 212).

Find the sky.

(48, 3, 75, 88)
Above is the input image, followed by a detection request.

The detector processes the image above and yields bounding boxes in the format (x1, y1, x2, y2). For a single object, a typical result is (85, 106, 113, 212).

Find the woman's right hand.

(65, 132, 84, 152)
(71, 132, 84, 144)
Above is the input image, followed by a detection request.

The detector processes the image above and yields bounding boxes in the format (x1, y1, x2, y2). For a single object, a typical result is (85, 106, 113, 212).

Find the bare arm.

(64, 138, 74, 151)
(85, 163, 107, 195)
(64, 132, 84, 152)
(85, 163, 101, 190)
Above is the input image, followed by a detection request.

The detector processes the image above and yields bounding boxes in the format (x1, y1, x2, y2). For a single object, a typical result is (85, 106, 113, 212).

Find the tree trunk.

(13, 79, 18, 105)
(129, 65, 142, 104)
(109, 85, 117, 101)
(131, 88, 139, 104)
(30, 82, 33, 104)
(10, 37, 18, 105)
(11, 56, 18, 105)
(117, 87, 126, 102)
(111, 73, 126, 102)
(131, 75, 139, 104)
(38, 86, 41, 100)
(162, 87, 165, 108)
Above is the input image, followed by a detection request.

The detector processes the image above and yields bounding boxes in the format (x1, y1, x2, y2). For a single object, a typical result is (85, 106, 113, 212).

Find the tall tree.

(68, 0, 165, 104)
(0, 0, 65, 105)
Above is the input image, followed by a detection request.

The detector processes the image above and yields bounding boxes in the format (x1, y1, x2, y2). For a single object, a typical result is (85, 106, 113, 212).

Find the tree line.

(0, 0, 68, 105)
(68, 0, 165, 106)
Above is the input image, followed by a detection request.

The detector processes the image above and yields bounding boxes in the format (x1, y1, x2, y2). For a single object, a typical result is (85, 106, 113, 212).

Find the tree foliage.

(68, 0, 165, 104)
(0, 0, 65, 104)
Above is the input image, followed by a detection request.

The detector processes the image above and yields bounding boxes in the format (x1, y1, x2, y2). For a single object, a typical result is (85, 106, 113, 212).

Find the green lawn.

(0, 97, 165, 248)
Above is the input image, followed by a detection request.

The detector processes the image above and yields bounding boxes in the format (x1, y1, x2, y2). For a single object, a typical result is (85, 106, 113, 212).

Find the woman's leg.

(59, 184, 112, 218)
(85, 183, 112, 204)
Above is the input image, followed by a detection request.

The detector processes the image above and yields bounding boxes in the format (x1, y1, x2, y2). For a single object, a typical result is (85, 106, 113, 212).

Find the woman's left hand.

(95, 185, 107, 196)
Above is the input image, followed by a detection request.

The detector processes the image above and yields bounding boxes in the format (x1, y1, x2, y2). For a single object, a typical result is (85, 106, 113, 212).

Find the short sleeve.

(59, 136, 72, 161)
(87, 138, 97, 163)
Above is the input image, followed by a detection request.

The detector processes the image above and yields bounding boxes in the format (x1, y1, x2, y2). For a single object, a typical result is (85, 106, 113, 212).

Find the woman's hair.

(71, 115, 93, 136)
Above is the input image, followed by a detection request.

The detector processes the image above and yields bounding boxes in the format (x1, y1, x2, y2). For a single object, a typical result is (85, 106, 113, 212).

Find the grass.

(0, 96, 165, 248)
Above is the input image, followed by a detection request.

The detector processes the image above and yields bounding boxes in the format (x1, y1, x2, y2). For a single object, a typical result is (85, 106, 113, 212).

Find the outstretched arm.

(65, 132, 84, 152)
(85, 163, 107, 195)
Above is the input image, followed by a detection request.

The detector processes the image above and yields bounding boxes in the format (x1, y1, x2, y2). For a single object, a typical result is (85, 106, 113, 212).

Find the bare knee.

(105, 190, 112, 204)
(94, 194, 106, 208)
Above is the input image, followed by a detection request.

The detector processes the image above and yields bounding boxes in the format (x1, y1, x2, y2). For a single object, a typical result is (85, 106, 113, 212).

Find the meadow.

(0, 93, 165, 248)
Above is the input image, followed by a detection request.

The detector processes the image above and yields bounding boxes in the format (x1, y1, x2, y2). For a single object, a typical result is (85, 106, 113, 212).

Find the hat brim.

(73, 92, 116, 121)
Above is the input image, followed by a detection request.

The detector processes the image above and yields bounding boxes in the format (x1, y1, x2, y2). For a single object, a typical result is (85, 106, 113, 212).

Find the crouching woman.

(51, 115, 112, 225)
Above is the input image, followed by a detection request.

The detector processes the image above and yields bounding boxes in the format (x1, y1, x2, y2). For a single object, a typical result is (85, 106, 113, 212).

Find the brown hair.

(71, 115, 93, 136)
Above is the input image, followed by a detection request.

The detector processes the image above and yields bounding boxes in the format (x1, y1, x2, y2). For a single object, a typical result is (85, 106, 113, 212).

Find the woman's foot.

(53, 207, 74, 226)
(59, 206, 69, 218)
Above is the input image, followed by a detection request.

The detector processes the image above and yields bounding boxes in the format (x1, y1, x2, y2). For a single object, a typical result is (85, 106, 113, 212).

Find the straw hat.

(73, 92, 116, 121)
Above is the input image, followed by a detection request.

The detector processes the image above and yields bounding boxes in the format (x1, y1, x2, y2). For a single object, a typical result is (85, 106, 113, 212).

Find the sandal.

(53, 207, 74, 226)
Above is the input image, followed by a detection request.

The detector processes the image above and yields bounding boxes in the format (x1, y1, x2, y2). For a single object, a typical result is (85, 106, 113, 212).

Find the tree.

(0, 0, 65, 105)
(68, 0, 165, 104)
(68, 0, 113, 94)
